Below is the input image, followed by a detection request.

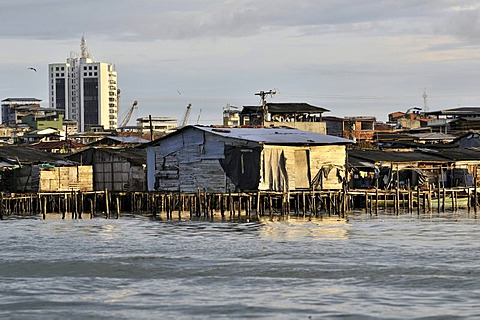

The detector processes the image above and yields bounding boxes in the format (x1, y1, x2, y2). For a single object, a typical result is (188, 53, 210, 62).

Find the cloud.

(0, 0, 461, 42)
(437, 5, 480, 42)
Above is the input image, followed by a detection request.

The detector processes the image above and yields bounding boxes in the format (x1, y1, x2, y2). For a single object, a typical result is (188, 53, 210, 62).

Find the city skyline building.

(49, 36, 118, 132)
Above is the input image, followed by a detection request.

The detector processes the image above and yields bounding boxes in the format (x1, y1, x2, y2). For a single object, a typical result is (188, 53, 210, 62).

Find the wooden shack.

(0, 146, 93, 192)
(348, 149, 448, 189)
(146, 125, 353, 193)
(348, 148, 480, 189)
(66, 148, 147, 191)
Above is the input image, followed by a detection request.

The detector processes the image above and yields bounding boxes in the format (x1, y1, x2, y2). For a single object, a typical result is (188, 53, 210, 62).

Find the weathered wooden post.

(395, 167, 400, 214)
(78, 192, 83, 219)
(256, 191, 260, 219)
(72, 191, 78, 219)
(0, 192, 4, 220)
(407, 180, 413, 213)
(442, 186, 446, 213)
(473, 165, 478, 214)
(42, 195, 47, 220)
(89, 199, 93, 219)
(115, 195, 120, 219)
(412, 186, 420, 215)
(105, 189, 110, 219)
(451, 190, 455, 212)
(437, 180, 441, 214)
(237, 195, 242, 218)
(467, 187, 471, 213)
(179, 193, 183, 220)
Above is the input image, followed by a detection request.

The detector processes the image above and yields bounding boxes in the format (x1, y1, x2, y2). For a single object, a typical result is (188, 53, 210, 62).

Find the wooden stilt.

(105, 189, 110, 219)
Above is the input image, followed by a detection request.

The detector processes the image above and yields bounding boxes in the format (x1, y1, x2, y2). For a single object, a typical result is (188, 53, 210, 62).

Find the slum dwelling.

(66, 147, 147, 191)
(147, 125, 353, 193)
(348, 148, 480, 190)
(0, 146, 92, 192)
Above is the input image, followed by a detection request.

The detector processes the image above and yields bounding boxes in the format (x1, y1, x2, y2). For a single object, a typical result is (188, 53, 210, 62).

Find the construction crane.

(119, 100, 138, 129)
(180, 103, 192, 127)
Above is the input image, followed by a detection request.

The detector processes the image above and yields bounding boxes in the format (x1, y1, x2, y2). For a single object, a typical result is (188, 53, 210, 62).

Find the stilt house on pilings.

(66, 148, 147, 191)
(347, 148, 480, 189)
(146, 125, 353, 193)
(239, 103, 329, 134)
(0, 146, 93, 192)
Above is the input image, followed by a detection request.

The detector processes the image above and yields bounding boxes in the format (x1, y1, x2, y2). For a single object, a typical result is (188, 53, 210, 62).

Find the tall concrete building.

(49, 36, 118, 132)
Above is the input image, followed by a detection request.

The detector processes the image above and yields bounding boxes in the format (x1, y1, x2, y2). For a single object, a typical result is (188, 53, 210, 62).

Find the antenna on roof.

(80, 34, 90, 59)
(255, 89, 276, 127)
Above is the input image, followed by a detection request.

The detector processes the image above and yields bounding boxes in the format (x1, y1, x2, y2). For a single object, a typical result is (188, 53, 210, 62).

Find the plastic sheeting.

(262, 148, 289, 192)
(219, 146, 261, 191)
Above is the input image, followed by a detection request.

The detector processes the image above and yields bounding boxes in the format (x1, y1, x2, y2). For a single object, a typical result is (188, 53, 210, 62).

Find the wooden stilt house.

(66, 148, 147, 191)
(0, 146, 92, 192)
(146, 125, 353, 193)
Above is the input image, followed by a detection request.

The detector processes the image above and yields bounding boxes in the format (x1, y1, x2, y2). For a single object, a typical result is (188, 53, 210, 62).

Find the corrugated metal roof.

(418, 148, 480, 161)
(408, 132, 456, 140)
(0, 146, 70, 164)
(88, 136, 150, 146)
(348, 149, 448, 163)
(348, 155, 377, 168)
(197, 126, 353, 145)
(101, 148, 146, 165)
(426, 106, 480, 116)
(240, 103, 330, 114)
(66, 147, 146, 166)
(32, 140, 86, 149)
(349, 148, 480, 163)
(107, 136, 150, 144)
(1, 98, 42, 102)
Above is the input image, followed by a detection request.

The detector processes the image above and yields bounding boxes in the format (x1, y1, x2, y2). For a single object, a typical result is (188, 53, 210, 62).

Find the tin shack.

(146, 125, 353, 193)
(0, 146, 92, 192)
(66, 148, 147, 191)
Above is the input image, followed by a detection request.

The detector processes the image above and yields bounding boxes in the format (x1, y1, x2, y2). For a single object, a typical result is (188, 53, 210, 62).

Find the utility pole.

(255, 90, 276, 126)
(149, 115, 153, 141)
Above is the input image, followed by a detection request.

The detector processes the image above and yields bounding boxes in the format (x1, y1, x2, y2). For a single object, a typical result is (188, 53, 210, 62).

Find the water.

(1, 212, 480, 319)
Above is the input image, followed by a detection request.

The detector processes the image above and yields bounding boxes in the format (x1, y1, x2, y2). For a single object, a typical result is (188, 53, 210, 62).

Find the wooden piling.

(474, 168, 478, 214)
(42, 196, 47, 220)
(0, 192, 4, 220)
(105, 189, 110, 219)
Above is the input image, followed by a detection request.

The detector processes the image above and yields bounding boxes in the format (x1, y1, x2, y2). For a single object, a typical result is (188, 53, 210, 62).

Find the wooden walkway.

(0, 187, 477, 220)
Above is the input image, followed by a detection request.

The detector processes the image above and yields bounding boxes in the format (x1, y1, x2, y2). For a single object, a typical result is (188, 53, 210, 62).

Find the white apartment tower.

(49, 36, 118, 132)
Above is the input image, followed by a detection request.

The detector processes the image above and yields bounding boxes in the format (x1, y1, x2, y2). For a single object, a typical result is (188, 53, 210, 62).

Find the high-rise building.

(49, 36, 118, 132)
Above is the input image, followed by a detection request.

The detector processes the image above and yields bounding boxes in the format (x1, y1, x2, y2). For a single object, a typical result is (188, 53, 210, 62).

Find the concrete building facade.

(136, 116, 178, 135)
(49, 36, 118, 132)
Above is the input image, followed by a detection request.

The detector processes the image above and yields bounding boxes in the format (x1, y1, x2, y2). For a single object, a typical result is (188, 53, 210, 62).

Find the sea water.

(0, 212, 479, 319)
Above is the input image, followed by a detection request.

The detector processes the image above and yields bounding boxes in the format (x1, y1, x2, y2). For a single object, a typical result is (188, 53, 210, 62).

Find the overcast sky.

(2, 0, 480, 124)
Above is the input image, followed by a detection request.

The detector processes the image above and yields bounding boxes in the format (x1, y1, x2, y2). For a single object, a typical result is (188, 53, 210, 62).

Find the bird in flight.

(27, 67, 37, 72)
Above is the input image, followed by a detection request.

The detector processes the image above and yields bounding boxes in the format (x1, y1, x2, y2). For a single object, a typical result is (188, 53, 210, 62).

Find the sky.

(2, 0, 480, 125)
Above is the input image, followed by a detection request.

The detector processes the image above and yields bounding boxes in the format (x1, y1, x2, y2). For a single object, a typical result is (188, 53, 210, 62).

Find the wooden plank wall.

(39, 166, 93, 192)
(309, 145, 346, 190)
(153, 129, 237, 193)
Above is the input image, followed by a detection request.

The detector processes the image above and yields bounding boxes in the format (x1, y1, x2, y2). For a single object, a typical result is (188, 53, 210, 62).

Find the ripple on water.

(0, 213, 480, 318)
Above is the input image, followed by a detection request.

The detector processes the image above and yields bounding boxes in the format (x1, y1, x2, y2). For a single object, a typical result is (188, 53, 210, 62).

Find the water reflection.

(259, 217, 349, 241)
